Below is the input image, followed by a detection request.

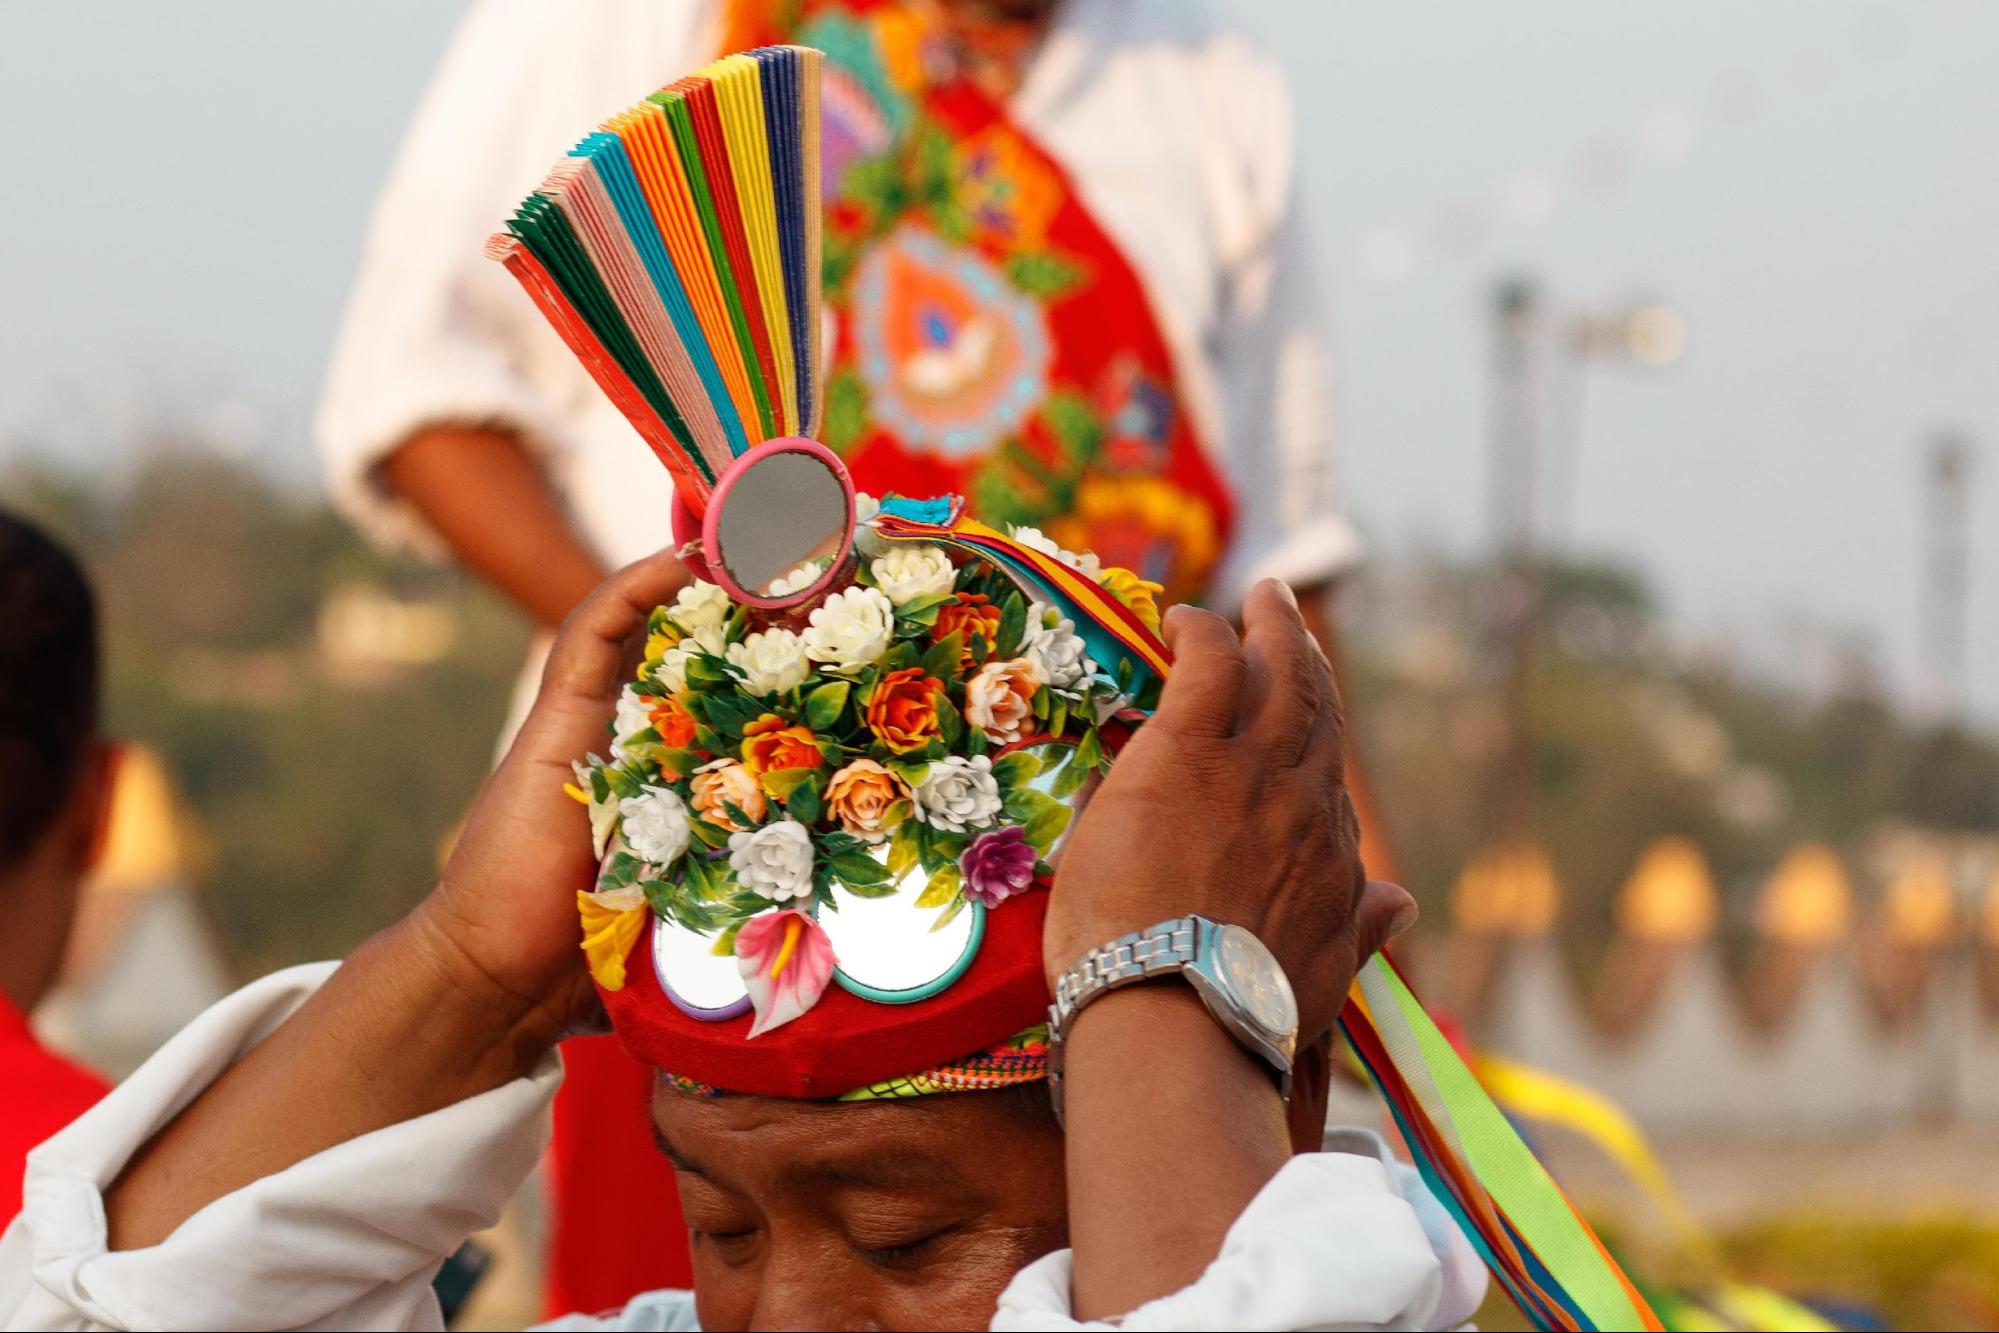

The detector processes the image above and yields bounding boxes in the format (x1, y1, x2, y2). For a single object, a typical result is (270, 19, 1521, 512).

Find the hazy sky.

(3, 2, 1996, 717)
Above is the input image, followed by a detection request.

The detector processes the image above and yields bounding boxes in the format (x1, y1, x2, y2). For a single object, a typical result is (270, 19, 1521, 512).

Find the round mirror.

(823, 854, 985, 1004)
(704, 438, 855, 607)
(653, 914, 753, 1020)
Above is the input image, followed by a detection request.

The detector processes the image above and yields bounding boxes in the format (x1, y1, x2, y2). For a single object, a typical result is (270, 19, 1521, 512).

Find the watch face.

(1217, 925, 1297, 1036)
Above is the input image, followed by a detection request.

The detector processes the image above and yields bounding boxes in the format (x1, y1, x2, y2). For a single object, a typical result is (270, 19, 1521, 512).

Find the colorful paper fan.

(484, 46, 823, 512)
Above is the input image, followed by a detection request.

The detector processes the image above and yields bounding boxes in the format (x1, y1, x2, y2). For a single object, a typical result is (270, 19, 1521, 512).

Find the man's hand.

(106, 550, 686, 1249)
(1053, 579, 1418, 1319)
(412, 547, 691, 1046)
(1046, 579, 1414, 1040)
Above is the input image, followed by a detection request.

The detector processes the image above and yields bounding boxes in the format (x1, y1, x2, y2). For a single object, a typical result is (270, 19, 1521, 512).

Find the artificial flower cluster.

(571, 498, 1161, 1035)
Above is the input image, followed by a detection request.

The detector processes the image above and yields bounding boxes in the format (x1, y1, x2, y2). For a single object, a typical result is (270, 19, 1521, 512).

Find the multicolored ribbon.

(872, 500, 1662, 1331)
(872, 498, 1170, 698)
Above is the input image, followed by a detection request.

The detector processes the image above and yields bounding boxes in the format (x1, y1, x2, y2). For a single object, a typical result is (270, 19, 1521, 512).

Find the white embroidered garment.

(315, 0, 1361, 610)
(0, 964, 1484, 1331)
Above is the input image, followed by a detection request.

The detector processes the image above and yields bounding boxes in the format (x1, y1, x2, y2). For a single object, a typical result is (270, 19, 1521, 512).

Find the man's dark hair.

(0, 512, 100, 871)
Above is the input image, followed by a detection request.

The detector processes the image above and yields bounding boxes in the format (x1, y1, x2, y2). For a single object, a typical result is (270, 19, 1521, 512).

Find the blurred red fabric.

(0, 993, 109, 1223)
(543, 1036, 692, 1319)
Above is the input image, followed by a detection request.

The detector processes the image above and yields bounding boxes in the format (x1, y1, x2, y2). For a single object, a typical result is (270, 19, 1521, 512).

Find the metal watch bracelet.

(1046, 916, 1200, 1123)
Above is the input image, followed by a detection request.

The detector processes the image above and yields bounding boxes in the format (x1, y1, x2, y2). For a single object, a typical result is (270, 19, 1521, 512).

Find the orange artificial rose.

(866, 667, 944, 754)
(739, 713, 824, 778)
(646, 694, 704, 778)
(824, 759, 911, 841)
(932, 592, 1002, 668)
(690, 761, 768, 831)
(964, 658, 1039, 744)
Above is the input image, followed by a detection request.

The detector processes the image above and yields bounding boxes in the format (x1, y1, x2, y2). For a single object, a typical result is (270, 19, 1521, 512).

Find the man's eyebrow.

(802, 1154, 968, 1191)
(650, 1123, 704, 1176)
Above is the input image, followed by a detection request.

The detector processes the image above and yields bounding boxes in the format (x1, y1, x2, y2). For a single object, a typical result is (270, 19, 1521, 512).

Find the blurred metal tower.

(1486, 277, 1543, 841)
(1921, 432, 1972, 721)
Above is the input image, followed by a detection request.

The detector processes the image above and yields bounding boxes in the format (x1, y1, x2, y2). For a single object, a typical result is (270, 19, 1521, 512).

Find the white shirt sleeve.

(1198, 35, 1364, 608)
(313, 0, 713, 558)
(1, 965, 1483, 1333)
(991, 1132, 1485, 1332)
(0, 963, 560, 1333)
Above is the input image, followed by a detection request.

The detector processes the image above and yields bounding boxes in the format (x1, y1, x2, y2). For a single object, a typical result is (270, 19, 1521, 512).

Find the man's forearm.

(104, 910, 555, 1251)
(380, 425, 607, 628)
(1061, 984, 1293, 1321)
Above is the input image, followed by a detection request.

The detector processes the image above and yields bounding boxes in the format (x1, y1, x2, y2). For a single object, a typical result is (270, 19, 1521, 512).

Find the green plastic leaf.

(688, 817, 731, 850)
(934, 691, 963, 746)
(787, 775, 822, 824)
(929, 894, 969, 933)
(886, 823, 919, 880)
(1051, 751, 1090, 799)
(758, 766, 817, 802)
(919, 632, 963, 682)
(829, 847, 891, 887)
(996, 592, 1027, 658)
(685, 655, 732, 689)
(991, 749, 1043, 790)
(916, 862, 963, 908)
(804, 679, 851, 731)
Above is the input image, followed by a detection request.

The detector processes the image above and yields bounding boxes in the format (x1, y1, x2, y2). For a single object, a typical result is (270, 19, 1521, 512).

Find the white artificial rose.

(869, 543, 955, 607)
(1019, 602, 1093, 689)
(853, 493, 888, 557)
(669, 580, 732, 634)
(801, 585, 894, 668)
(727, 628, 810, 696)
(913, 754, 1003, 832)
(728, 818, 816, 902)
(621, 784, 692, 868)
(653, 645, 697, 695)
(765, 559, 828, 598)
(1009, 525, 1101, 579)
(610, 685, 654, 763)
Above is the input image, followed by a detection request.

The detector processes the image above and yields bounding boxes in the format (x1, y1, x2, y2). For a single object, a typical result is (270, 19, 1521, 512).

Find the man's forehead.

(652, 1087, 994, 1189)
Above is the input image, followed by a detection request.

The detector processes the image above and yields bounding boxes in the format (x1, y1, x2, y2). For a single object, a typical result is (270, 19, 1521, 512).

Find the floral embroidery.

(737, 0, 1239, 602)
(802, 12, 909, 194)
(954, 124, 1061, 249)
(852, 224, 1050, 457)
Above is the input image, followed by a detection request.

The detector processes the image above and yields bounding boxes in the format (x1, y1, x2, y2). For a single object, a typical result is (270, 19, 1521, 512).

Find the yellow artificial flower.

(641, 626, 682, 677)
(577, 885, 647, 991)
(1099, 565, 1165, 634)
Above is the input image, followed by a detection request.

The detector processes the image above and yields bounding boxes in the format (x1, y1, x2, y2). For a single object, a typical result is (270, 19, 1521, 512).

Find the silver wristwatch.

(1046, 915, 1298, 1123)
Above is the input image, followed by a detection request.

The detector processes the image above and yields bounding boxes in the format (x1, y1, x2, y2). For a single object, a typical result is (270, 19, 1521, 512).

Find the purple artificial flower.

(960, 825, 1038, 907)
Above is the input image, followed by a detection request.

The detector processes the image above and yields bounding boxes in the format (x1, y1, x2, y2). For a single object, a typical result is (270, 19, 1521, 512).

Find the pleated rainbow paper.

(485, 46, 823, 514)
(487, 44, 1660, 1333)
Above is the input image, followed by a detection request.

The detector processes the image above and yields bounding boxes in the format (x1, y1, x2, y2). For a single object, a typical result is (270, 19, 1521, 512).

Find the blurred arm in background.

(316, 1, 710, 631)
(377, 426, 604, 631)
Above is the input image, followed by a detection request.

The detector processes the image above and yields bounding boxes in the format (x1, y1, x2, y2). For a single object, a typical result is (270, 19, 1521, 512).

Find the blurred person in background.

(318, 0, 1393, 1311)
(0, 514, 115, 1222)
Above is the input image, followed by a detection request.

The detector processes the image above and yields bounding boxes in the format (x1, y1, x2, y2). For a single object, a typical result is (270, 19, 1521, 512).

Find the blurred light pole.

(1921, 431, 1972, 723)
(1483, 275, 1684, 842)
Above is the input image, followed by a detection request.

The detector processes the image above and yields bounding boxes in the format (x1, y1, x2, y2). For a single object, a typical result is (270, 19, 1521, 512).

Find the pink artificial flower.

(734, 909, 836, 1037)
(960, 825, 1038, 907)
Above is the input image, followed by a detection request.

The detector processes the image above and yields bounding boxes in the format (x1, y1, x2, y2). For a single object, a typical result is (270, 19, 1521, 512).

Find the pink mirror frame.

(668, 437, 858, 610)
